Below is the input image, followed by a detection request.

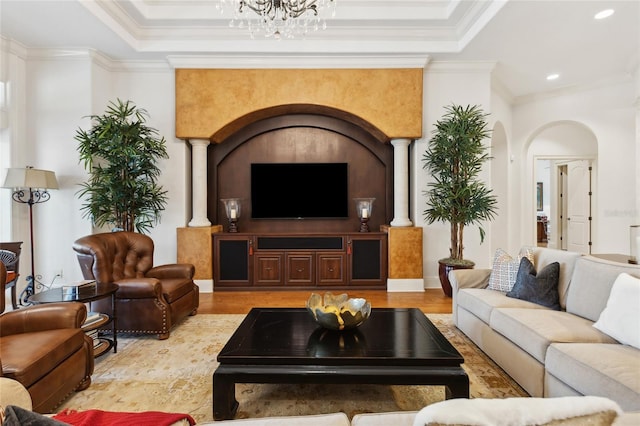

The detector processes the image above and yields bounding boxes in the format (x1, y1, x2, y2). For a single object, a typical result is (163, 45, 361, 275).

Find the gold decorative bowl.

(306, 292, 371, 331)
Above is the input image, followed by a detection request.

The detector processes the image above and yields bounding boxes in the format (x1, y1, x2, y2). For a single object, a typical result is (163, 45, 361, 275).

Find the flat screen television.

(251, 163, 348, 219)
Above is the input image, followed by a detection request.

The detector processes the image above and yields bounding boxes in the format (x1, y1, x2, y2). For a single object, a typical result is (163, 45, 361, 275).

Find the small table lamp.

(2, 166, 58, 303)
(354, 198, 375, 232)
(221, 198, 241, 233)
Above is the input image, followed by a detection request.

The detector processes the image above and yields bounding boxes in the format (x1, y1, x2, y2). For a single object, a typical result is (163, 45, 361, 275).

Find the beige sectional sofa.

(449, 248, 640, 411)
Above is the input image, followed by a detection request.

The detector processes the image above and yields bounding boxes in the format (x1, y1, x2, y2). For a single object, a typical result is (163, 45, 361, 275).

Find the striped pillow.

(488, 247, 535, 292)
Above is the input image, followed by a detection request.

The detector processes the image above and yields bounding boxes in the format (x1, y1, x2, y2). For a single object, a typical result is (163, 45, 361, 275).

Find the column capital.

(391, 138, 413, 147)
(188, 138, 211, 147)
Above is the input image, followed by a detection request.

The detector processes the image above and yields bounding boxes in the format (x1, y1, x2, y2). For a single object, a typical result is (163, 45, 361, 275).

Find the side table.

(28, 282, 119, 357)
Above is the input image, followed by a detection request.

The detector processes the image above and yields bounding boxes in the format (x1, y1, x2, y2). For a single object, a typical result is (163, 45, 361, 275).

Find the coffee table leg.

(213, 369, 238, 420)
(444, 373, 470, 399)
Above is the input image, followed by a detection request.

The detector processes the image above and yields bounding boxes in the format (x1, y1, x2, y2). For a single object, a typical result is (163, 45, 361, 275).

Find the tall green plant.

(422, 104, 498, 264)
(76, 99, 169, 234)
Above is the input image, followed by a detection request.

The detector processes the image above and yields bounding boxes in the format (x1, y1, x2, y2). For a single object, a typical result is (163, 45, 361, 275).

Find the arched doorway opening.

(527, 121, 598, 253)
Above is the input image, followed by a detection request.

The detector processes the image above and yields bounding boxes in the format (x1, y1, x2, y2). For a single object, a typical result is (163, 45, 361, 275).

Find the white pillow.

(593, 273, 640, 349)
(488, 247, 534, 292)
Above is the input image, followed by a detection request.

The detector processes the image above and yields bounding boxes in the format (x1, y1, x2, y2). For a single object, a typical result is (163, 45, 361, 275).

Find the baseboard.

(195, 279, 213, 293)
(386, 278, 424, 292)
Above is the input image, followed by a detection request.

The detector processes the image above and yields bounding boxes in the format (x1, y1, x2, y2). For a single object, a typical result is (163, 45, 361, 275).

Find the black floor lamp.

(2, 166, 58, 305)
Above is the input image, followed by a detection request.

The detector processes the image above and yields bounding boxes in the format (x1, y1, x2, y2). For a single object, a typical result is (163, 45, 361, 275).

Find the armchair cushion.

(1, 330, 86, 387)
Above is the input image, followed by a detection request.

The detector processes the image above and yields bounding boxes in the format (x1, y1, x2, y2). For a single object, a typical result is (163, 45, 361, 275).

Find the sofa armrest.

(449, 268, 492, 292)
(0, 302, 86, 336)
(114, 278, 163, 299)
(449, 268, 491, 326)
(147, 264, 195, 280)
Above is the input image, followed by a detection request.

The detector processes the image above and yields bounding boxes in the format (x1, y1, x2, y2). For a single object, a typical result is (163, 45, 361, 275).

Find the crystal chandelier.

(219, 0, 337, 39)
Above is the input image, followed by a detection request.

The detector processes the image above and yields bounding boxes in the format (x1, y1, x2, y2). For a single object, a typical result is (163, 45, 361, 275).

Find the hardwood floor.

(198, 289, 452, 315)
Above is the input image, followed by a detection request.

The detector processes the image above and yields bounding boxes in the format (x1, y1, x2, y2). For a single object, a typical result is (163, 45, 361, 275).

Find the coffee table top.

(28, 282, 119, 304)
(218, 307, 463, 367)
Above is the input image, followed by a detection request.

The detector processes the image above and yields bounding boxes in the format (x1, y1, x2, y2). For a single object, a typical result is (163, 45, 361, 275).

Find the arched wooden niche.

(208, 104, 393, 234)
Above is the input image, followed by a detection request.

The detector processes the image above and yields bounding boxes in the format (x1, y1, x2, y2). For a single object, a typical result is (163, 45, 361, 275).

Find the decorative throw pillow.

(593, 273, 640, 349)
(506, 257, 561, 310)
(488, 247, 535, 292)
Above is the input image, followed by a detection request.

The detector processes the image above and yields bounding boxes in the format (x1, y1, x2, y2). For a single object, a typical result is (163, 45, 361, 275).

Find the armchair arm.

(0, 302, 86, 337)
(114, 278, 163, 299)
(147, 264, 195, 280)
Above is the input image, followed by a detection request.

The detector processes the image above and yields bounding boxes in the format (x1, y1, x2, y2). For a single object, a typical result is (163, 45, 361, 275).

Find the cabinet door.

(286, 253, 314, 285)
(214, 235, 252, 288)
(317, 253, 346, 285)
(255, 253, 283, 286)
(348, 234, 387, 287)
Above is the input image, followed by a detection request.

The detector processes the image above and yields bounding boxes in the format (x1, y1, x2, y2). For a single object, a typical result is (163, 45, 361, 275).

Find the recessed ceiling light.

(546, 73, 560, 81)
(594, 9, 614, 20)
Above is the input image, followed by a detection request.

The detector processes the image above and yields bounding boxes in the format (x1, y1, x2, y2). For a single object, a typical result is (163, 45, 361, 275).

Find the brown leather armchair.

(0, 262, 94, 413)
(72, 231, 199, 340)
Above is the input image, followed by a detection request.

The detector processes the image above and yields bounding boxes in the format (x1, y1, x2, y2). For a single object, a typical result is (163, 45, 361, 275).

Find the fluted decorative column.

(188, 139, 211, 227)
(390, 138, 413, 227)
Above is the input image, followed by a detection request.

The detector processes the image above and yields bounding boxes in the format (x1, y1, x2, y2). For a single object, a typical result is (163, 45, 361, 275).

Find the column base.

(387, 278, 425, 292)
(390, 218, 413, 227)
(188, 218, 212, 227)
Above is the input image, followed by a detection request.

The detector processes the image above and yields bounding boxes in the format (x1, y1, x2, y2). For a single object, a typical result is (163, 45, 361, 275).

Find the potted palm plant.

(75, 99, 169, 234)
(422, 104, 498, 296)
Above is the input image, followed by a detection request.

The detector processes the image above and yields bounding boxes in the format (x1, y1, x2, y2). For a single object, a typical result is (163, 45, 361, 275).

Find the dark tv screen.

(251, 163, 348, 219)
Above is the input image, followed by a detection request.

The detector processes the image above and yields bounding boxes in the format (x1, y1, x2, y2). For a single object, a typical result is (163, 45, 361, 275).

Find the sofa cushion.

(351, 410, 417, 426)
(546, 343, 640, 412)
(488, 247, 534, 292)
(566, 256, 640, 322)
(593, 272, 640, 349)
(489, 308, 617, 363)
(0, 329, 85, 387)
(458, 288, 547, 324)
(412, 396, 621, 426)
(531, 248, 581, 310)
(200, 412, 351, 425)
(507, 258, 560, 310)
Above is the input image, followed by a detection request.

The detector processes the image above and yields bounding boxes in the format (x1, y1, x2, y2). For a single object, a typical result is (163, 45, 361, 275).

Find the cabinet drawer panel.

(286, 254, 314, 284)
(255, 254, 283, 285)
(317, 254, 345, 285)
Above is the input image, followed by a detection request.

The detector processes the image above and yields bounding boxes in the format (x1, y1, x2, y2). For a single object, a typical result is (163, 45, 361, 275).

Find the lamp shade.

(2, 167, 58, 190)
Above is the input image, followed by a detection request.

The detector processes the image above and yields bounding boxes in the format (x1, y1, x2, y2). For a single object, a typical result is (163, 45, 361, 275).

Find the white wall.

(418, 62, 494, 288)
(2, 50, 182, 290)
(110, 67, 186, 266)
(513, 80, 637, 255)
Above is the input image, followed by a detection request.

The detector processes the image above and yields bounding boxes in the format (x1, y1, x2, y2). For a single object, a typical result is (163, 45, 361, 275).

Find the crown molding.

(166, 54, 431, 69)
(426, 60, 496, 74)
(0, 37, 28, 60)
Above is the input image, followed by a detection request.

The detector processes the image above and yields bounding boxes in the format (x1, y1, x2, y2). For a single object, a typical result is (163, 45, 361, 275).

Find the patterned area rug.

(57, 314, 527, 423)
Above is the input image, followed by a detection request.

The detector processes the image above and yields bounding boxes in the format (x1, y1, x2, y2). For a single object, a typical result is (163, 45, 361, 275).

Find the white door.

(566, 160, 592, 254)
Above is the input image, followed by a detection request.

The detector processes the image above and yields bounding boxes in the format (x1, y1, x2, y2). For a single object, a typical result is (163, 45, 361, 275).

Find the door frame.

(533, 156, 596, 251)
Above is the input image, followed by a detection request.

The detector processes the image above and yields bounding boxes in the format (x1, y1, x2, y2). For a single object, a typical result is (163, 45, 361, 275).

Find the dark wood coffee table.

(213, 307, 468, 420)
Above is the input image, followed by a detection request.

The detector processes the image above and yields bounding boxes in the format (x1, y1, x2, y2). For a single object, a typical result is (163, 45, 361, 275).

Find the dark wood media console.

(213, 233, 388, 290)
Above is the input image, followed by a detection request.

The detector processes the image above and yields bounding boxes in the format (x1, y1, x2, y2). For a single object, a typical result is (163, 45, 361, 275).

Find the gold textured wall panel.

(384, 226, 423, 279)
(175, 68, 423, 140)
(177, 226, 223, 279)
